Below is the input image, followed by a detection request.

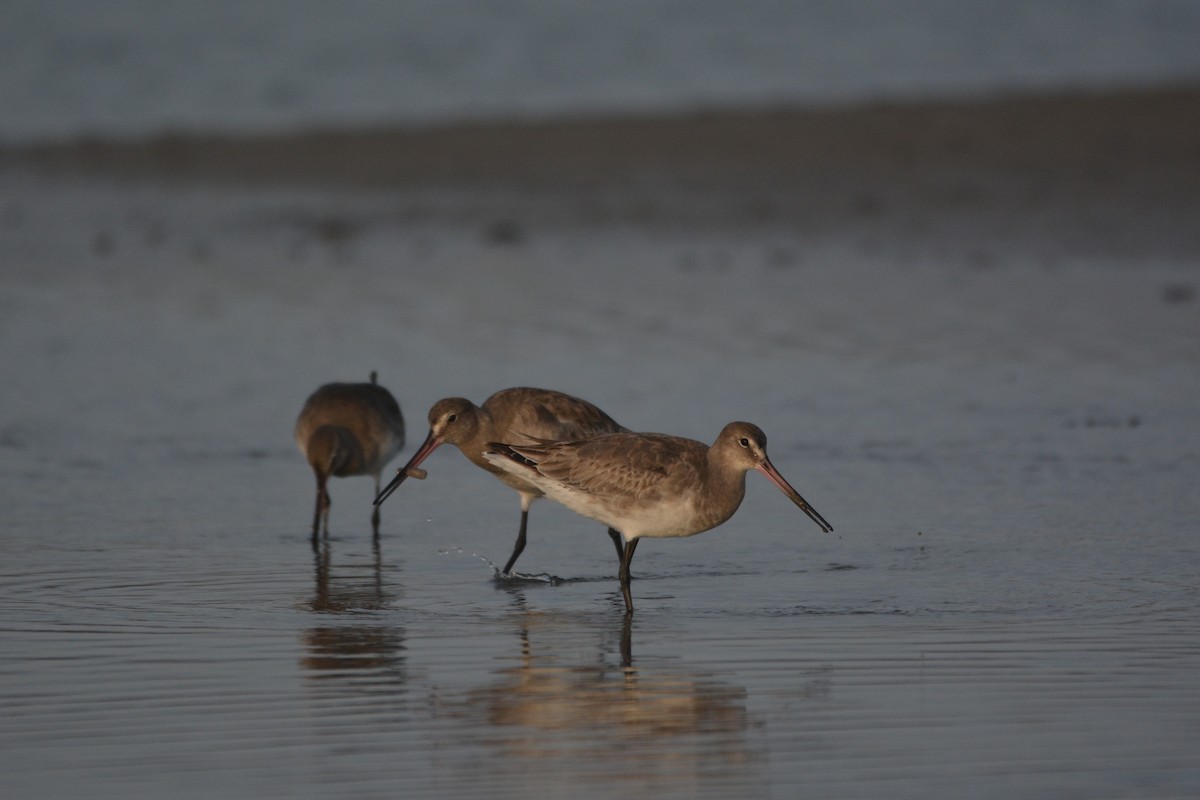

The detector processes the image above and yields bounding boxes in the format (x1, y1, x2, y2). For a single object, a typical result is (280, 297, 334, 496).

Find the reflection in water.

(302, 625, 405, 674)
(300, 540, 407, 689)
(440, 602, 764, 793)
(307, 536, 392, 614)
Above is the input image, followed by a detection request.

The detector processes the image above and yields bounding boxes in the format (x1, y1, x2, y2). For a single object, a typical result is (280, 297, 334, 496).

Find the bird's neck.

(699, 455, 749, 529)
(454, 413, 492, 469)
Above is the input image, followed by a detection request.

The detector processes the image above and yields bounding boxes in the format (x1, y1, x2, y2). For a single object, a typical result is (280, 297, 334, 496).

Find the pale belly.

(563, 493, 712, 540)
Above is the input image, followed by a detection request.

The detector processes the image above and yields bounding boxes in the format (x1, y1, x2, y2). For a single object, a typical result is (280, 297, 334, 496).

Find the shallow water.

(4, 511, 1198, 799)
(2, 173, 1199, 797)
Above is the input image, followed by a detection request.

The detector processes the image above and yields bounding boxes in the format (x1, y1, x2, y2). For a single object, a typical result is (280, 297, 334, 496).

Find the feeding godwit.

(295, 371, 405, 543)
(484, 421, 833, 613)
(374, 387, 627, 574)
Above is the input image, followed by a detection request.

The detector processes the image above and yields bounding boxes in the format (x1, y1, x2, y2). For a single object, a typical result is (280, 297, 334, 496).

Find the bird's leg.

(371, 476, 382, 538)
(607, 527, 625, 563)
(618, 537, 639, 615)
(502, 508, 530, 575)
(311, 475, 326, 547)
(320, 483, 331, 539)
(312, 539, 330, 601)
(620, 612, 634, 668)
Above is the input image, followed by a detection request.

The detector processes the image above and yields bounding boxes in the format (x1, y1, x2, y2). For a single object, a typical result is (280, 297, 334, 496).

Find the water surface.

(2, 167, 1198, 798)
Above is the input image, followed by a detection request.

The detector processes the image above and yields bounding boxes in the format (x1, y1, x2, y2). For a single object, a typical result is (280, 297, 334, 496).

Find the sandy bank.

(5, 86, 1198, 184)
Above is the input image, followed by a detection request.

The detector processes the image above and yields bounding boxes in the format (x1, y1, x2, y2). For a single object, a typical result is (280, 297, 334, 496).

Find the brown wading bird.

(295, 371, 405, 543)
(483, 422, 833, 614)
(374, 387, 627, 574)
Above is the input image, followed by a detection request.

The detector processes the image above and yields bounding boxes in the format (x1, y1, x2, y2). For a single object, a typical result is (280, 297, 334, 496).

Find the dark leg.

(620, 612, 634, 668)
(312, 539, 330, 604)
(619, 537, 639, 615)
(311, 475, 326, 547)
(371, 477, 381, 538)
(607, 527, 625, 562)
(320, 485, 331, 539)
(502, 509, 530, 575)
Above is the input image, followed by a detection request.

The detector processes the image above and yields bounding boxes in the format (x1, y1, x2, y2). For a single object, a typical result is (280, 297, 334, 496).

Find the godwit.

(295, 371, 405, 543)
(374, 387, 627, 574)
(484, 421, 833, 613)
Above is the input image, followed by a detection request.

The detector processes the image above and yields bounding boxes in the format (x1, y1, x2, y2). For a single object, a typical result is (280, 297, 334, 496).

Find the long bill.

(756, 458, 834, 533)
(374, 429, 442, 506)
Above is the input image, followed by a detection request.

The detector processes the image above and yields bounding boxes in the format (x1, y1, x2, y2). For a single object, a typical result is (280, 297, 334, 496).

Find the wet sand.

(2, 86, 1199, 798)
(9, 85, 1200, 182)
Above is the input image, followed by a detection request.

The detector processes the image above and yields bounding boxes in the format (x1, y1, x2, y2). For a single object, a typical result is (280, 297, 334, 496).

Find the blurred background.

(3, 0, 1200, 143)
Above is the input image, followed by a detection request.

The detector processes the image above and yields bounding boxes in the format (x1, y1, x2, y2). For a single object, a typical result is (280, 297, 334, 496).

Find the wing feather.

(485, 388, 627, 443)
(494, 432, 706, 508)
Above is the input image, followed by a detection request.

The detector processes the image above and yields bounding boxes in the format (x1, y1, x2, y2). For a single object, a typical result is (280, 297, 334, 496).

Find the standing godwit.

(295, 371, 405, 543)
(484, 421, 833, 613)
(374, 387, 627, 574)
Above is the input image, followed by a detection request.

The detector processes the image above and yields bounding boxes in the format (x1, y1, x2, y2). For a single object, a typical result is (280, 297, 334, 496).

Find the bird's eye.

(738, 437, 750, 448)
(447, 414, 458, 423)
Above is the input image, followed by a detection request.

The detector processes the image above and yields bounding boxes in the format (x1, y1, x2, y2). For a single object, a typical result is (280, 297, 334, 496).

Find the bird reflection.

(301, 539, 407, 689)
(437, 607, 763, 789)
(307, 536, 391, 614)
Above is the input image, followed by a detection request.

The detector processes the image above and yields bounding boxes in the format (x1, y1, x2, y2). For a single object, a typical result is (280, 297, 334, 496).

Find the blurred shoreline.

(5, 85, 1199, 189)
(7, 85, 1197, 266)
